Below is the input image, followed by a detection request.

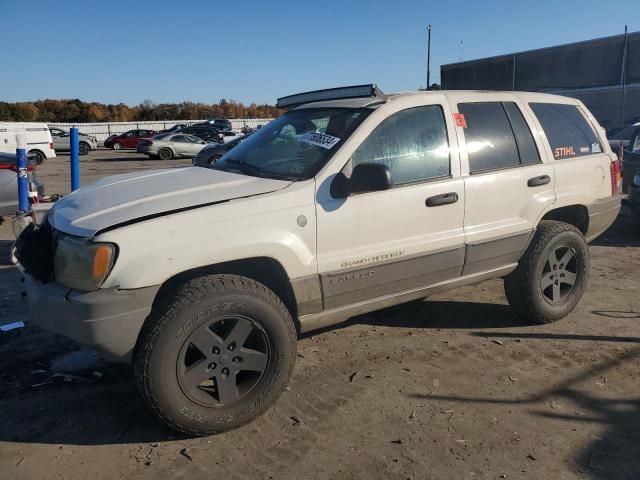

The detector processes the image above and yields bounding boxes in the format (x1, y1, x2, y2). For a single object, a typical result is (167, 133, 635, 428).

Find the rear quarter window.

(529, 103, 602, 159)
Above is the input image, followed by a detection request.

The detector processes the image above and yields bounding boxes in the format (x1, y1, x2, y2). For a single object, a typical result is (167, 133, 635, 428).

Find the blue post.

(16, 134, 30, 212)
(70, 127, 80, 191)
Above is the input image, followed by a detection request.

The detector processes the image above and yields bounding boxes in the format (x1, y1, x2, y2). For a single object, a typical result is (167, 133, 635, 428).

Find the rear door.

(454, 97, 555, 275)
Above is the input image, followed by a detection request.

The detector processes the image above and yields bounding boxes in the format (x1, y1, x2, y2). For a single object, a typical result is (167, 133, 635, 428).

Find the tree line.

(0, 99, 283, 123)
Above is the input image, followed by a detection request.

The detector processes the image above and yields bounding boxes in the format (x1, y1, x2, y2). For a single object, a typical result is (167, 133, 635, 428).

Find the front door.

(316, 102, 466, 309)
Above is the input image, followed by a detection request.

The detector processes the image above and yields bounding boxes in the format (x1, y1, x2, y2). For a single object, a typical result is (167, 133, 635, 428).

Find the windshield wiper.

(220, 158, 298, 181)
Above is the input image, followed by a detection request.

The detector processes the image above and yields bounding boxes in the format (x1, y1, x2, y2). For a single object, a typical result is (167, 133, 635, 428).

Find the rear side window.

(458, 102, 540, 173)
(351, 105, 450, 185)
(529, 103, 602, 159)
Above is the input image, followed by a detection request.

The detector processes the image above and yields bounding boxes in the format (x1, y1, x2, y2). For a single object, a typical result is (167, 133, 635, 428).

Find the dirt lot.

(0, 150, 639, 480)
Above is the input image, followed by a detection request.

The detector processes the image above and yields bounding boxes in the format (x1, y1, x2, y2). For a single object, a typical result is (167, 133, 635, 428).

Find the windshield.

(212, 107, 372, 180)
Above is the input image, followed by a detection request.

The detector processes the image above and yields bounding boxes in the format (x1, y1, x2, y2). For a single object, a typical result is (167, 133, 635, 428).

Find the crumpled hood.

(48, 167, 291, 237)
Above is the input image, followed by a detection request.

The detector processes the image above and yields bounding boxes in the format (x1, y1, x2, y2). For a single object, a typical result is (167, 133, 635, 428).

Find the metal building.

(441, 31, 640, 131)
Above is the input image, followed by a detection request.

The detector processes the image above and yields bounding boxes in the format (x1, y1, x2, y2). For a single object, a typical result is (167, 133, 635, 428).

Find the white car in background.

(136, 133, 208, 160)
(49, 127, 98, 155)
(0, 122, 56, 164)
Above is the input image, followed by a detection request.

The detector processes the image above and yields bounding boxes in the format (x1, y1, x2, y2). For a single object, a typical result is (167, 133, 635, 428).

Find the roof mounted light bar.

(276, 84, 386, 109)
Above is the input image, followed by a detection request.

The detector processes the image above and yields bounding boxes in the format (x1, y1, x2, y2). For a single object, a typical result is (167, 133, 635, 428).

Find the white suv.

(15, 85, 621, 435)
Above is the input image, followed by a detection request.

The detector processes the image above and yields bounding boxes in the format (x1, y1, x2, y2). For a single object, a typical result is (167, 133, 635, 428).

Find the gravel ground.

(0, 149, 638, 480)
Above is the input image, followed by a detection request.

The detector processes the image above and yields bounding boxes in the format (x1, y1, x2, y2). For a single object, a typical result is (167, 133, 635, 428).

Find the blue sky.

(0, 0, 636, 105)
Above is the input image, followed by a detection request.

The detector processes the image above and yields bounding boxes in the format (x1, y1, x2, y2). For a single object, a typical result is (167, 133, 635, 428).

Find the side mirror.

(332, 162, 393, 197)
(348, 163, 393, 194)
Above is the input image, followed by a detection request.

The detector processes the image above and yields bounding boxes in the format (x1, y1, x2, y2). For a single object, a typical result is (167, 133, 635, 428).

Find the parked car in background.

(137, 133, 207, 160)
(158, 124, 188, 134)
(204, 118, 232, 131)
(622, 125, 640, 194)
(220, 131, 241, 143)
(609, 121, 640, 152)
(180, 124, 223, 143)
(628, 169, 640, 223)
(0, 152, 44, 216)
(192, 133, 252, 166)
(49, 127, 98, 155)
(0, 122, 56, 165)
(104, 129, 156, 150)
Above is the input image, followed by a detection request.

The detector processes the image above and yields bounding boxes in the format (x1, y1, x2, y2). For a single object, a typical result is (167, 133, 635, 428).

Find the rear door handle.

(527, 175, 551, 187)
(426, 192, 459, 207)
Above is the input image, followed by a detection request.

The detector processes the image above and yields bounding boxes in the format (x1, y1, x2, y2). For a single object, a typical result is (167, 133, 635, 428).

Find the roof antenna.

(459, 41, 463, 61)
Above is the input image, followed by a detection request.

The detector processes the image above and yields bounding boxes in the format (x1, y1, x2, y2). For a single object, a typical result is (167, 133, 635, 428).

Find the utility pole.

(426, 25, 432, 90)
(621, 25, 629, 126)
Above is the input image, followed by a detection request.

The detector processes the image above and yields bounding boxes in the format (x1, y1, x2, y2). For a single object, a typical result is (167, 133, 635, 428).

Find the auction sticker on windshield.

(299, 132, 341, 149)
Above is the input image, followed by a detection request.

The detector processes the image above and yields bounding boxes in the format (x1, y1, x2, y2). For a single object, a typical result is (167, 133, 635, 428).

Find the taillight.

(610, 160, 621, 195)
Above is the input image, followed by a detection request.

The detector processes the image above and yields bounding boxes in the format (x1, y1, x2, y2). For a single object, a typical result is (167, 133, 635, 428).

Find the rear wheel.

(504, 221, 589, 324)
(134, 274, 297, 435)
(158, 148, 173, 160)
(79, 142, 90, 155)
(28, 150, 44, 165)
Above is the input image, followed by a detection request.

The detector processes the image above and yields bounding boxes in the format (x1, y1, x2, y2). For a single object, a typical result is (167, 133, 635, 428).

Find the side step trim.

(298, 264, 517, 333)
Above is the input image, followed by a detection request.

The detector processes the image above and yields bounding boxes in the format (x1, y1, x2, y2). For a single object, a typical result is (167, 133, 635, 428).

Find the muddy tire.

(134, 274, 297, 435)
(504, 220, 589, 324)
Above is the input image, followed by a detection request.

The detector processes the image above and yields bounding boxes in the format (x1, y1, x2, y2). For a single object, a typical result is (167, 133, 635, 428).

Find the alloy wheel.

(176, 316, 270, 408)
(540, 245, 578, 303)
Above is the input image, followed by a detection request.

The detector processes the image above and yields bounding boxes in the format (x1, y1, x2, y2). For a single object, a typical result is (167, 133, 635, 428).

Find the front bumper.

(25, 277, 160, 363)
(585, 195, 622, 242)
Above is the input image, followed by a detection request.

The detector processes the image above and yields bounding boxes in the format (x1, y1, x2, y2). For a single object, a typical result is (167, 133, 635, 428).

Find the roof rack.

(276, 84, 386, 109)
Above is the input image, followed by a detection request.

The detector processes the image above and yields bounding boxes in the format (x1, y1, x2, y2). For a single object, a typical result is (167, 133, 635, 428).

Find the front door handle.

(426, 192, 459, 207)
(527, 175, 551, 187)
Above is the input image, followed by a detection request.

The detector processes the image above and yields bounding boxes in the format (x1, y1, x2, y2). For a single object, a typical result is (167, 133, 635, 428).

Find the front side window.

(125, 130, 137, 137)
(214, 108, 372, 180)
(529, 103, 602, 159)
(351, 106, 450, 185)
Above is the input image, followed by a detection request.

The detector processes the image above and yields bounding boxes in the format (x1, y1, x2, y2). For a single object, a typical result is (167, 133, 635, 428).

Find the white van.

(0, 122, 56, 164)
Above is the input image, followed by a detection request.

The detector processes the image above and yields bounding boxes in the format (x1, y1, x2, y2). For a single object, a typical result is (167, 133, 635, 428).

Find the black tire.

(158, 148, 173, 160)
(208, 154, 222, 166)
(134, 274, 297, 435)
(112, 142, 122, 150)
(79, 142, 90, 155)
(28, 150, 44, 165)
(504, 220, 589, 324)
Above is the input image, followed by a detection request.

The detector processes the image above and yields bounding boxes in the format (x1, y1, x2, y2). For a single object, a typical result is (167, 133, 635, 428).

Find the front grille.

(14, 220, 55, 283)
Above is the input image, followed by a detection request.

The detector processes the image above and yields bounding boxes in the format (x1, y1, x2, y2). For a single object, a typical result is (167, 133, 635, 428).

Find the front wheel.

(134, 274, 297, 435)
(504, 221, 589, 324)
(112, 142, 122, 150)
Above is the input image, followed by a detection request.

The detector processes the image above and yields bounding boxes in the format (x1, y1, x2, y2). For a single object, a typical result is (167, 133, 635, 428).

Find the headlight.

(634, 172, 640, 187)
(54, 236, 116, 291)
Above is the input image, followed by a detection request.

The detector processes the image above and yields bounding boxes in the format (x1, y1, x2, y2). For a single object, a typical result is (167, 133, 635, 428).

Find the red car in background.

(104, 129, 157, 150)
